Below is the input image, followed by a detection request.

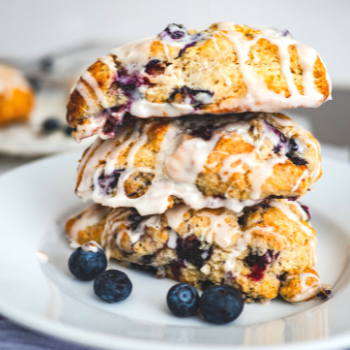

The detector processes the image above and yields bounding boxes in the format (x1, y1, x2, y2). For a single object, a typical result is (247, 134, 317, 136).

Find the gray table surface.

(0, 316, 98, 350)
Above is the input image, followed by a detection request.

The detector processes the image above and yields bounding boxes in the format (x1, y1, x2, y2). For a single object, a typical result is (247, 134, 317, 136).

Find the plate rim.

(1, 151, 350, 350)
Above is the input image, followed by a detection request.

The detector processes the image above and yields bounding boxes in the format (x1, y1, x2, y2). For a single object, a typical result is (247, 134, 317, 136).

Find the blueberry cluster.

(42, 117, 74, 137)
(68, 242, 244, 323)
(167, 283, 244, 324)
(68, 241, 132, 303)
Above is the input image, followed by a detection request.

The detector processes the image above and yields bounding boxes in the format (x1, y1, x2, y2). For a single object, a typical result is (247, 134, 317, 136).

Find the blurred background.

(0, 0, 349, 174)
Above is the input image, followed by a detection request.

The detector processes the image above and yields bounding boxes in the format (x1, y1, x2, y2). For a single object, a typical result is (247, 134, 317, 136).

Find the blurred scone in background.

(0, 0, 349, 173)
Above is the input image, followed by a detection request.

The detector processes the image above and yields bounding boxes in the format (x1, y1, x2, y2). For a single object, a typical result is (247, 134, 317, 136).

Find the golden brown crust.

(66, 199, 321, 302)
(66, 23, 331, 141)
(75, 113, 321, 214)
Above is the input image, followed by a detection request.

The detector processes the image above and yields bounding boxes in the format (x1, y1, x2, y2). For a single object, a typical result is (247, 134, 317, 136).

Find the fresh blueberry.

(199, 280, 214, 291)
(64, 125, 75, 136)
(42, 118, 59, 132)
(200, 285, 244, 324)
(68, 241, 107, 281)
(167, 283, 200, 317)
(93, 270, 132, 303)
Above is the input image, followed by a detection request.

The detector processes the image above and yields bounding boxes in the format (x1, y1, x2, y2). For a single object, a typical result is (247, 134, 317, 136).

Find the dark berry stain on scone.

(300, 204, 311, 220)
(169, 261, 183, 280)
(118, 67, 154, 100)
(287, 139, 307, 166)
(189, 124, 217, 141)
(176, 235, 212, 268)
(160, 23, 187, 41)
(245, 250, 279, 281)
(265, 122, 288, 153)
(140, 254, 154, 265)
(127, 208, 145, 230)
(266, 122, 308, 166)
(167, 86, 214, 109)
(159, 23, 208, 58)
(145, 59, 167, 76)
(98, 169, 124, 195)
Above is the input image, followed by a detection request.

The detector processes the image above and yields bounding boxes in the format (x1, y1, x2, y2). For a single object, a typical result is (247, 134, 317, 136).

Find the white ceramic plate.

(0, 90, 94, 157)
(0, 152, 350, 350)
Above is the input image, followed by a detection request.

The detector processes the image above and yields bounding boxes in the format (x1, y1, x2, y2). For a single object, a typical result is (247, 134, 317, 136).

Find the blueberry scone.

(76, 112, 321, 215)
(0, 65, 34, 126)
(66, 22, 331, 141)
(66, 199, 329, 303)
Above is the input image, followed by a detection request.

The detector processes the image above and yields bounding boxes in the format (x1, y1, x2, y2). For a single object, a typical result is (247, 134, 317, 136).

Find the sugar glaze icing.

(71, 199, 315, 286)
(71, 21, 331, 141)
(76, 113, 319, 216)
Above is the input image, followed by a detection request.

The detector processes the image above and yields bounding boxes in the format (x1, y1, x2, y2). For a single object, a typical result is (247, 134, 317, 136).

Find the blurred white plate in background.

(0, 90, 94, 156)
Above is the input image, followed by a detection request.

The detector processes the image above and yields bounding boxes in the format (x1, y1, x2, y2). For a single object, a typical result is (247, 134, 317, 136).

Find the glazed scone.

(65, 203, 112, 245)
(0, 65, 34, 126)
(279, 268, 330, 302)
(66, 22, 331, 141)
(76, 112, 321, 215)
(66, 199, 329, 303)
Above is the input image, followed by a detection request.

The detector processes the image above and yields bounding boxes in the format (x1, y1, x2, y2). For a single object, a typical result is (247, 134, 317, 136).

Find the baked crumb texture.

(66, 22, 331, 142)
(66, 199, 329, 303)
(75, 112, 321, 216)
(65, 21, 331, 304)
(0, 65, 34, 126)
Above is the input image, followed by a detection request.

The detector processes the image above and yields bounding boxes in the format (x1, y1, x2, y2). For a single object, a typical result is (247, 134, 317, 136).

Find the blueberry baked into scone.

(65, 21, 332, 304)
(75, 112, 321, 215)
(66, 199, 324, 303)
(67, 22, 330, 141)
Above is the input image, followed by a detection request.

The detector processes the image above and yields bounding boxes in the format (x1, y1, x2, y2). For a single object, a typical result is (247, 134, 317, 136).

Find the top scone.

(67, 22, 331, 141)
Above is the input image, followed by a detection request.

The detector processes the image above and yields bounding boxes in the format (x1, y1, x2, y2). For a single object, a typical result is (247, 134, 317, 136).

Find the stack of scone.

(65, 22, 331, 304)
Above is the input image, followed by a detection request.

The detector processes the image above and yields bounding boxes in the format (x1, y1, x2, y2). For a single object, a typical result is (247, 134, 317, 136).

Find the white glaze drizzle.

(198, 210, 241, 248)
(68, 204, 110, 242)
(76, 114, 317, 215)
(211, 35, 220, 52)
(165, 133, 221, 183)
(248, 225, 291, 247)
(80, 71, 109, 109)
(270, 200, 313, 236)
(219, 69, 232, 87)
(285, 272, 321, 302)
(110, 36, 157, 67)
(71, 22, 331, 142)
(270, 115, 322, 182)
(71, 199, 314, 285)
(224, 231, 252, 273)
(292, 169, 308, 192)
(223, 223, 294, 274)
(75, 81, 100, 114)
(167, 229, 178, 249)
(164, 204, 189, 231)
